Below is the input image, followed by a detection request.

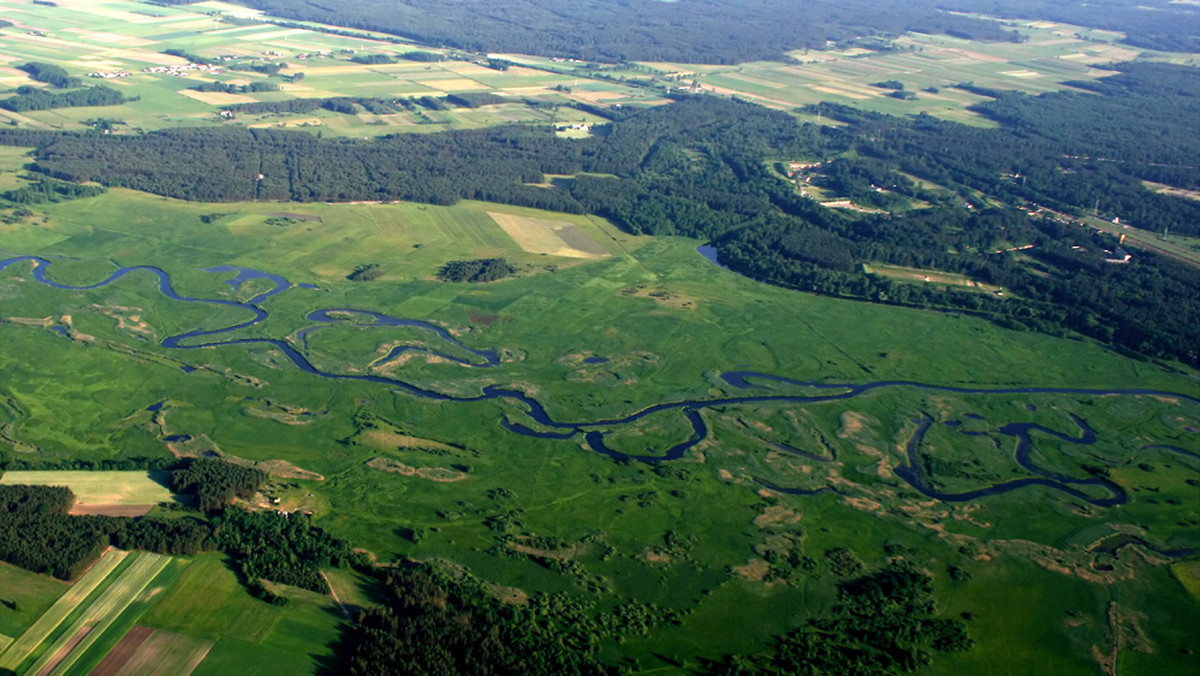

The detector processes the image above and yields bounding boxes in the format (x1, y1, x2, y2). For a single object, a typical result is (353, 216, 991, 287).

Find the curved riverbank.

(4, 254, 1197, 507)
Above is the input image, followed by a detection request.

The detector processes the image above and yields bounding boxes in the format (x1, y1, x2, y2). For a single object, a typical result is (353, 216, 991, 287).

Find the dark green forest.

(171, 457, 269, 512)
(0, 85, 133, 113)
(225, 0, 1200, 63)
(340, 560, 970, 676)
(15, 62, 81, 89)
(706, 564, 971, 675)
(340, 565, 615, 675)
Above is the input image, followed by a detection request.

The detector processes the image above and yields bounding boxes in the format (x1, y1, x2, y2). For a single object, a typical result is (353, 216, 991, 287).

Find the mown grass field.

(0, 471, 175, 514)
(863, 262, 1003, 292)
(2, 188, 1198, 672)
(0, 562, 68, 647)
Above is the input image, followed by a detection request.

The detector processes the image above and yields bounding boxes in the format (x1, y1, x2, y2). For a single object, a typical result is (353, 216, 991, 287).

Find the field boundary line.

(0, 550, 129, 670)
(21, 553, 171, 676)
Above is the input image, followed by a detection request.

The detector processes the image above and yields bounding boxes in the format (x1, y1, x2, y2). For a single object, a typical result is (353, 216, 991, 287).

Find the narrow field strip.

(84, 625, 154, 676)
(110, 630, 212, 676)
(19, 553, 172, 676)
(58, 558, 191, 676)
(0, 550, 130, 670)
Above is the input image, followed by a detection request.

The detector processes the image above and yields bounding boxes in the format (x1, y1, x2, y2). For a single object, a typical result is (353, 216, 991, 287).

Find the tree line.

(2, 176, 105, 204)
(222, 91, 508, 117)
(0, 86, 134, 112)
(437, 258, 515, 283)
(190, 80, 279, 94)
(16, 62, 81, 89)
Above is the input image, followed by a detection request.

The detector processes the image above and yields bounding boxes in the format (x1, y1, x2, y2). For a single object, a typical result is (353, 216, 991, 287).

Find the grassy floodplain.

(1, 186, 1198, 673)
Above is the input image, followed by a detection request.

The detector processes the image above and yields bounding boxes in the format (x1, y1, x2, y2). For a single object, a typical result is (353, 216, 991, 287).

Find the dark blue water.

(696, 244, 725, 269)
(893, 414, 1126, 507)
(146, 400, 166, 413)
(6, 254, 1199, 508)
(1090, 534, 1195, 559)
(583, 356, 610, 364)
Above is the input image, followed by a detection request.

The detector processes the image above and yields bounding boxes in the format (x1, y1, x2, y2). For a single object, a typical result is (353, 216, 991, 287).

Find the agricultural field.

(140, 554, 343, 676)
(638, 21, 1193, 124)
(862, 263, 1003, 293)
(0, 548, 347, 676)
(0, 562, 68, 648)
(0, 549, 188, 676)
(1, 187, 1197, 672)
(0, 471, 175, 515)
(0, 0, 632, 135)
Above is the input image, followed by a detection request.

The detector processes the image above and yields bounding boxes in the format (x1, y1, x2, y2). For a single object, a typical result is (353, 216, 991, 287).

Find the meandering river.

(3, 254, 1197, 507)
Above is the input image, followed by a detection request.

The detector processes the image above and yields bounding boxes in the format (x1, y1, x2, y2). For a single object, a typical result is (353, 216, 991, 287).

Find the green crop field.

(0, 562, 69, 644)
(0, 549, 131, 672)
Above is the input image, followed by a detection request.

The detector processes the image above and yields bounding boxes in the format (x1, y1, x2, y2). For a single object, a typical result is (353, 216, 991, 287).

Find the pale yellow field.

(178, 89, 257, 105)
(110, 629, 213, 676)
(0, 470, 174, 508)
(361, 430, 457, 452)
(418, 78, 484, 91)
(864, 263, 1002, 292)
(1144, 180, 1200, 202)
(489, 212, 608, 258)
(812, 85, 870, 100)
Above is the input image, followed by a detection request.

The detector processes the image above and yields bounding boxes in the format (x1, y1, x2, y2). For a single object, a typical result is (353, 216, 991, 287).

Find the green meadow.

(143, 553, 343, 676)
